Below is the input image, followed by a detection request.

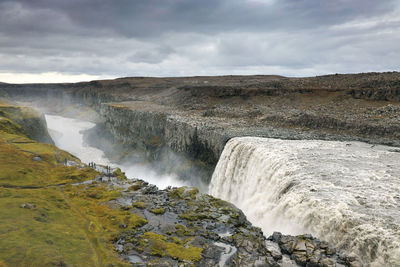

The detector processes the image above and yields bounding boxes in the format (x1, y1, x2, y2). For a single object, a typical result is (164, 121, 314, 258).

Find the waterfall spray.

(209, 137, 400, 266)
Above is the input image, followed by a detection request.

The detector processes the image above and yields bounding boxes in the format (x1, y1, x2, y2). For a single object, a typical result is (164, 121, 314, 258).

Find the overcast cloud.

(0, 0, 399, 83)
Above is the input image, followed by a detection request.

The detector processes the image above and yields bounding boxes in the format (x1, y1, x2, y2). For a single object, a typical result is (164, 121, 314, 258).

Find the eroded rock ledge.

(94, 172, 362, 266)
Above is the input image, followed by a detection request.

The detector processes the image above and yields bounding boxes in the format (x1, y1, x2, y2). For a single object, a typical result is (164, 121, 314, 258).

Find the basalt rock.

(1, 73, 400, 186)
(93, 173, 360, 266)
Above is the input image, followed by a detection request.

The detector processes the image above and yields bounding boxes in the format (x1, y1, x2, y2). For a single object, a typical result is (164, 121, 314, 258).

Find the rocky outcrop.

(100, 174, 360, 266)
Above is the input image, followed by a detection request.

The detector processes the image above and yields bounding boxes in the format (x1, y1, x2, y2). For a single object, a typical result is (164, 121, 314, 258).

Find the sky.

(0, 0, 399, 83)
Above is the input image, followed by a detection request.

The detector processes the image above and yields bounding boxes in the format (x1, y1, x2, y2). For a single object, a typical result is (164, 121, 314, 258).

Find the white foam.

(209, 137, 400, 266)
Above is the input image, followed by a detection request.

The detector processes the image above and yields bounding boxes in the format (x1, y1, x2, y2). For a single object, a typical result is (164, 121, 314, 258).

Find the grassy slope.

(0, 101, 203, 266)
(0, 102, 135, 266)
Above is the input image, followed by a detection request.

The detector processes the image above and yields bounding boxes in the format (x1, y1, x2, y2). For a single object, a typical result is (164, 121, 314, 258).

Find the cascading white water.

(45, 114, 188, 189)
(209, 137, 400, 266)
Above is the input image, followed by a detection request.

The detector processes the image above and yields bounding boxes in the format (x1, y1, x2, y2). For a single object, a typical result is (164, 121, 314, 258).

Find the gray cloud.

(0, 0, 399, 80)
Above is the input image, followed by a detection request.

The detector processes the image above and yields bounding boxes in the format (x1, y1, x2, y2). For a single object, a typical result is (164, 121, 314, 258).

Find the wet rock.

(267, 232, 359, 267)
(88, 166, 361, 266)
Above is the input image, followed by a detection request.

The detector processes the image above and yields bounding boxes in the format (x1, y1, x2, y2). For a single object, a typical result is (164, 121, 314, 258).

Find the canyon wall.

(1, 72, 400, 184)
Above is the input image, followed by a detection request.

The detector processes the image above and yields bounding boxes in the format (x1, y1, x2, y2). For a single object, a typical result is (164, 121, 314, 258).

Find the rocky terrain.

(1, 72, 399, 184)
(0, 100, 363, 266)
(0, 72, 399, 265)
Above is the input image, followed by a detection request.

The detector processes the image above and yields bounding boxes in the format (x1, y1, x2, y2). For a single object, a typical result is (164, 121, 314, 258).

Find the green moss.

(150, 207, 165, 214)
(82, 184, 121, 200)
(179, 212, 210, 221)
(0, 117, 25, 136)
(132, 201, 146, 209)
(187, 188, 199, 200)
(169, 187, 199, 200)
(175, 224, 194, 236)
(169, 187, 185, 199)
(112, 168, 127, 180)
(171, 236, 183, 244)
(211, 198, 231, 208)
(142, 232, 202, 262)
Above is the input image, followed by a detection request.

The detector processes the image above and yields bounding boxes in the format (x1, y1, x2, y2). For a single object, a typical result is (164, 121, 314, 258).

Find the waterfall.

(209, 137, 400, 266)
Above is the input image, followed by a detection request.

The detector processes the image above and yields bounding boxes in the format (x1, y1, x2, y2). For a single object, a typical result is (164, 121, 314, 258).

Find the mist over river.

(45, 114, 188, 189)
(46, 115, 400, 266)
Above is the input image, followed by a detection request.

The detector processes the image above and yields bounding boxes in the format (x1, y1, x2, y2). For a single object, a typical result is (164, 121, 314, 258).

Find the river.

(209, 137, 400, 266)
(45, 114, 188, 189)
(46, 114, 400, 266)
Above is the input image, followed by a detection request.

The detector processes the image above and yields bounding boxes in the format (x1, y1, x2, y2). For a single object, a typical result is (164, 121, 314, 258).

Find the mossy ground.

(0, 102, 208, 266)
(0, 104, 139, 266)
(140, 232, 202, 262)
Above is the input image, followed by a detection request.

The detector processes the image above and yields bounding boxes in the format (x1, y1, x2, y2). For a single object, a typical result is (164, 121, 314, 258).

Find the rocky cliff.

(0, 102, 362, 266)
(0, 100, 54, 144)
(1, 72, 400, 184)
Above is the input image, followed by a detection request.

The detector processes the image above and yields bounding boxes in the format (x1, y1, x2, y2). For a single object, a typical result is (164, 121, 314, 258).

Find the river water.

(209, 137, 400, 266)
(46, 115, 400, 266)
(45, 114, 188, 189)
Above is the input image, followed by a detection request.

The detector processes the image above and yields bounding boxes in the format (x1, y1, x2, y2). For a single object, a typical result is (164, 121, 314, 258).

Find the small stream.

(45, 114, 188, 189)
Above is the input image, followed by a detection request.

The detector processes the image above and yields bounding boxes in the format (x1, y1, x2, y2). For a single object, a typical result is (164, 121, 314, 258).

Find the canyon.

(0, 72, 399, 266)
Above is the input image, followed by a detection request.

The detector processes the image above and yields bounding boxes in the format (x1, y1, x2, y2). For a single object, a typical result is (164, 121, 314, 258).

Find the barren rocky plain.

(0, 72, 399, 266)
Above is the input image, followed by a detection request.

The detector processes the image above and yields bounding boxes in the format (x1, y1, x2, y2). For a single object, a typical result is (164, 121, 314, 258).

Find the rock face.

(0, 101, 54, 144)
(100, 175, 359, 266)
(1, 72, 400, 184)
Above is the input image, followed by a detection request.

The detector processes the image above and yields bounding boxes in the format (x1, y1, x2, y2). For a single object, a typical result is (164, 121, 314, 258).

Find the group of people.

(88, 162, 113, 175)
(88, 162, 97, 169)
(105, 165, 112, 173)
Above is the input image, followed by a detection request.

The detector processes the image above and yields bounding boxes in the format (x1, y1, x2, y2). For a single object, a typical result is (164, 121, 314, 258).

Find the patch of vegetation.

(141, 232, 202, 262)
(169, 187, 185, 199)
(63, 183, 147, 265)
(132, 201, 146, 209)
(168, 186, 199, 200)
(150, 207, 165, 214)
(112, 168, 127, 180)
(0, 138, 96, 187)
(187, 187, 199, 199)
(0, 103, 147, 266)
(175, 224, 195, 237)
(0, 187, 100, 266)
(179, 212, 210, 221)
